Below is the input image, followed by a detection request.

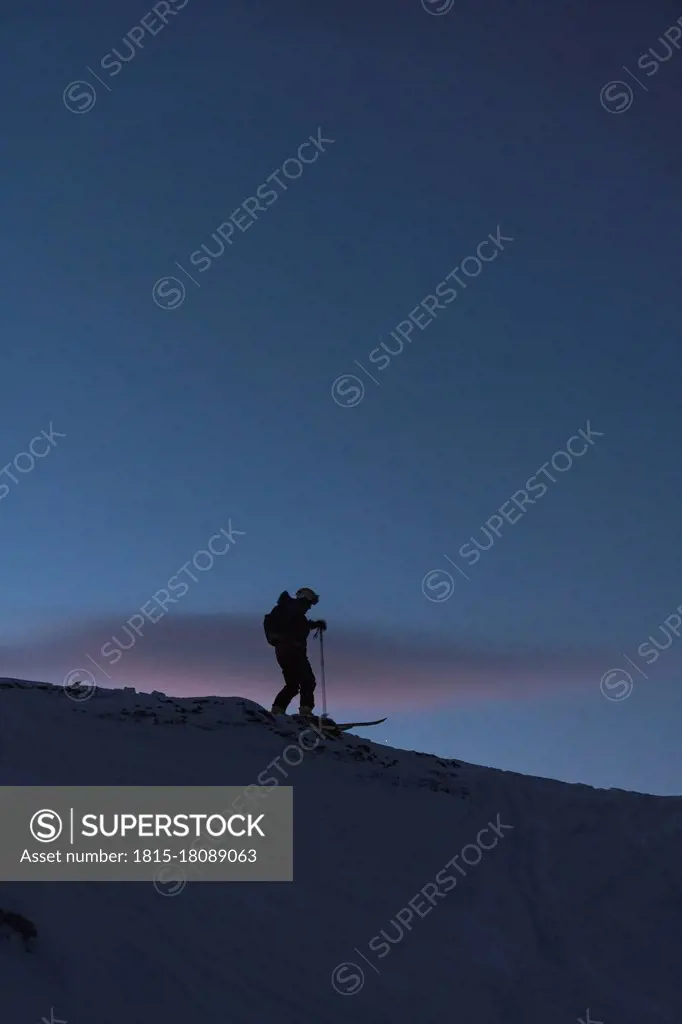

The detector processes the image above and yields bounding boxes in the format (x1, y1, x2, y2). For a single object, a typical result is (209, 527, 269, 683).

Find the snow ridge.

(0, 679, 679, 1024)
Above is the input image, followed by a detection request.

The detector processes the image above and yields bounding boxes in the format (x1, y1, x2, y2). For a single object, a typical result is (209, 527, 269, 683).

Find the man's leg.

(296, 654, 317, 714)
(272, 647, 300, 712)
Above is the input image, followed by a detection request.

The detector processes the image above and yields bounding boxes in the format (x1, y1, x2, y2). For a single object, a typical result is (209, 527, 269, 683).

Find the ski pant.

(273, 644, 316, 711)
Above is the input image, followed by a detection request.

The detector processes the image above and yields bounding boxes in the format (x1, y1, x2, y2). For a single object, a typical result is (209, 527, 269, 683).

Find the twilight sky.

(2, 0, 681, 795)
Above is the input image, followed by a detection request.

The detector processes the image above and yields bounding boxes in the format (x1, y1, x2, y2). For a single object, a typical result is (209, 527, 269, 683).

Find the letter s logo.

(30, 809, 63, 842)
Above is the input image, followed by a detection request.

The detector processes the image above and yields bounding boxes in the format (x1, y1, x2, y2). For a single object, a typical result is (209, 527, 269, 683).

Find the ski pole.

(318, 628, 327, 717)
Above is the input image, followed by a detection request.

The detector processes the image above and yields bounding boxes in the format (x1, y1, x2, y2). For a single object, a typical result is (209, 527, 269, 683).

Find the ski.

(332, 718, 387, 732)
(243, 705, 387, 737)
(293, 715, 387, 736)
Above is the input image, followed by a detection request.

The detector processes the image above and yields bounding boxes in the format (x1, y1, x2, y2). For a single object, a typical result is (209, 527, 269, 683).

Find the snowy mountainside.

(0, 679, 679, 1024)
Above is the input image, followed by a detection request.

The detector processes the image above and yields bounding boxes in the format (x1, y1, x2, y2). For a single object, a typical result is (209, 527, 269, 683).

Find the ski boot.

(295, 708, 339, 735)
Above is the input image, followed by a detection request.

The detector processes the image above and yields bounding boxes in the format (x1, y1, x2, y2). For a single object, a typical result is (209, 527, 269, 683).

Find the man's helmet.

(295, 587, 319, 605)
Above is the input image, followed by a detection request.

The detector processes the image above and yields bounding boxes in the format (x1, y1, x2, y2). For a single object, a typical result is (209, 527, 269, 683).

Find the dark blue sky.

(2, 0, 681, 794)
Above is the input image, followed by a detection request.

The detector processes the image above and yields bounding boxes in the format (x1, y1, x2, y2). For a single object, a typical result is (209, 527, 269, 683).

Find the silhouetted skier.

(263, 588, 326, 716)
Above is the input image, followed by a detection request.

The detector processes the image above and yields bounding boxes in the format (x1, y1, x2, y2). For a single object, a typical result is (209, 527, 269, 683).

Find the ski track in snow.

(0, 679, 679, 1024)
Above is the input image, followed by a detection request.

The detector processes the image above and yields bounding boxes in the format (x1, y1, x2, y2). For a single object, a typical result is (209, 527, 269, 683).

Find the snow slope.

(0, 679, 679, 1024)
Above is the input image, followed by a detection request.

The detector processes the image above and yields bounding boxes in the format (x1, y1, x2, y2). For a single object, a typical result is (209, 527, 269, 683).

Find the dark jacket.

(265, 592, 316, 649)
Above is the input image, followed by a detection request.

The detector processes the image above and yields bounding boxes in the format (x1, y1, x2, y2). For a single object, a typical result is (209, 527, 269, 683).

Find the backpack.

(263, 592, 290, 645)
